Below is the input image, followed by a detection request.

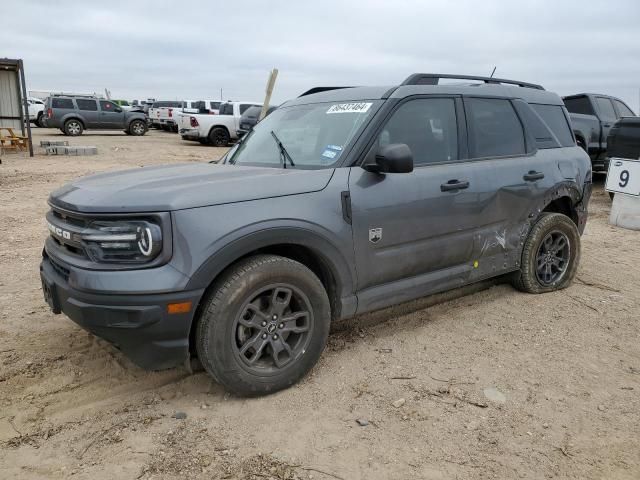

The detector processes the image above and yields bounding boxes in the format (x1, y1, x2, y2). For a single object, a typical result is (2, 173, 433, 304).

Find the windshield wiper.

(270, 130, 295, 168)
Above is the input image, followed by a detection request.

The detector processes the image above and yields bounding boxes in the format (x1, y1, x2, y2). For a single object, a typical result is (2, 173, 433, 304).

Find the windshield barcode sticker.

(326, 102, 372, 114)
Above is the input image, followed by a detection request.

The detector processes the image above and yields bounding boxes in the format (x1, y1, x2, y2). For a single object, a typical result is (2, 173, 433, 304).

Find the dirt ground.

(1, 128, 638, 480)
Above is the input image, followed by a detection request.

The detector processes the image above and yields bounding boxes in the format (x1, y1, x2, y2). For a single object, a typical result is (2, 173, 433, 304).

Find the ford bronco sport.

(40, 74, 592, 396)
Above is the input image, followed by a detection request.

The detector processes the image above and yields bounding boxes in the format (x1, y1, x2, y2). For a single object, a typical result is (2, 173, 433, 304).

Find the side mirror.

(363, 143, 414, 173)
(114, 107, 122, 113)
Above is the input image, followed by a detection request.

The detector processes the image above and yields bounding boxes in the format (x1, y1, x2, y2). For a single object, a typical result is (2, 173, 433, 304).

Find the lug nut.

(272, 334, 278, 340)
(272, 314, 278, 320)
(261, 321, 267, 327)
(262, 333, 267, 339)
(278, 323, 284, 329)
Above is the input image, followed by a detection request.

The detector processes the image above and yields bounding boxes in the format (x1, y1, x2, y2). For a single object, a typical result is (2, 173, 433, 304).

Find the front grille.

(47, 206, 90, 260)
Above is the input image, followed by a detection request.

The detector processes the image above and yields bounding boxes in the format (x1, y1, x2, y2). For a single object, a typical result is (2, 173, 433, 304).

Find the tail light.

(168, 108, 173, 117)
(47, 108, 53, 118)
(190, 116, 199, 128)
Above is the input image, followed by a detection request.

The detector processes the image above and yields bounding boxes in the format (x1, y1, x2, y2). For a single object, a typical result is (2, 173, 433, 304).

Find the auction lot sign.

(606, 158, 640, 196)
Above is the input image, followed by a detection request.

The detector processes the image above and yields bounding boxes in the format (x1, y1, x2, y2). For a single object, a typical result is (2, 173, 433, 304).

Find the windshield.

(226, 100, 380, 169)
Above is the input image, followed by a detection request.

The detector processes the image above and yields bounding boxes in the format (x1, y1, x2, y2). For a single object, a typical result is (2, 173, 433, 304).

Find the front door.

(349, 97, 483, 312)
(99, 100, 124, 128)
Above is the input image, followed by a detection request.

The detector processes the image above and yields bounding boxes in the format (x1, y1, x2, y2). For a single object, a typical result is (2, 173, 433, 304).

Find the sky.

(3, 0, 640, 109)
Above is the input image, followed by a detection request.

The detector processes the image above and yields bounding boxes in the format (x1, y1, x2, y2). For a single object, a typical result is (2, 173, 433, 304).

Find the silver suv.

(43, 95, 147, 136)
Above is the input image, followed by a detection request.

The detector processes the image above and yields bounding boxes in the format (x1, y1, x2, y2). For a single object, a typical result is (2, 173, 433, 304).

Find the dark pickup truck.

(563, 93, 636, 171)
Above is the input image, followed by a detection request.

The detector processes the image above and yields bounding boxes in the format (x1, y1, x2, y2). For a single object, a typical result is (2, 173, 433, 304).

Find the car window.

(531, 104, 574, 147)
(595, 97, 617, 121)
(240, 104, 259, 115)
(467, 98, 525, 158)
(210, 102, 221, 110)
(375, 98, 458, 166)
(613, 99, 635, 117)
(51, 98, 74, 109)
(99, 100, 119, 111)
(76, 99, 98, 111)
(563, 96, 594, 116)
(219, 103, 234, 115)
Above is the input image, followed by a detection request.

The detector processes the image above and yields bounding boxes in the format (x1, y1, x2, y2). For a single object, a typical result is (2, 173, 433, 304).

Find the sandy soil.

(1, 128, 639, 479)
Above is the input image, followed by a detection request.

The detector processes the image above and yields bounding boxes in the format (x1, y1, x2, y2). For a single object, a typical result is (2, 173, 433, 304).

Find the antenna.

(489, 66, 497, 78)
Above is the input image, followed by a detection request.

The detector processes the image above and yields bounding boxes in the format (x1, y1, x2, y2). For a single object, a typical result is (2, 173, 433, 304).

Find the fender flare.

(185, 226, 356, 303)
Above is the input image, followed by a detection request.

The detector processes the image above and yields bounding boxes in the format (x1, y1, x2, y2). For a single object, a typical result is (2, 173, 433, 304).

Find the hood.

(49, 163, 334, 213)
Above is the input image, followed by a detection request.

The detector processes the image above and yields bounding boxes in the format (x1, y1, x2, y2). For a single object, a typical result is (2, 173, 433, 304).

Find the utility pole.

(259, 68, 278, 121)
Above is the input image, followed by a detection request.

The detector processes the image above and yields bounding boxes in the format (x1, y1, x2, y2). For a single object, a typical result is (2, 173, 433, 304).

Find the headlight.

(81, 220, 163, 263)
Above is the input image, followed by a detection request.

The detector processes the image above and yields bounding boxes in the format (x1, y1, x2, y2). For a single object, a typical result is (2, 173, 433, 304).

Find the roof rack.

(299, 86, 355, 97)
(401, 73, 544, 90)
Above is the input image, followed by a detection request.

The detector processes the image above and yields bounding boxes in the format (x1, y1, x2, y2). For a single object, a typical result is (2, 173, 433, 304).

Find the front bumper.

(40, 252, 204, 370)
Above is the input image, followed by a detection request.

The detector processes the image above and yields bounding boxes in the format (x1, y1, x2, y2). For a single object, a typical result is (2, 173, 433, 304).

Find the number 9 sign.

(606, 158, 640, 196)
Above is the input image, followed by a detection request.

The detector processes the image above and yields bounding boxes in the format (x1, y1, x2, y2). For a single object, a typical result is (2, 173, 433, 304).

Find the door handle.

(523, 171, 544, 182)
(440, 179, 470, 192)
(603, 123, 611, 128)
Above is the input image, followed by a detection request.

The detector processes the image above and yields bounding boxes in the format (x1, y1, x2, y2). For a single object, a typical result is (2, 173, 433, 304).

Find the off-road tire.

(64, 119, 83, 136)
(36, 112, 43, 128)
(512, 213, 580, 294)
(196, 254, 331, 396)
(129, 119, 147, 136)
(208, 127, 230, 147)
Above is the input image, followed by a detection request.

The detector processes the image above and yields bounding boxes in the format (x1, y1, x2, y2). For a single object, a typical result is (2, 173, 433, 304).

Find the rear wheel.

(208, 127, 230, 147)
(64, 119, 83, 136)
(36, 112, 43, 128)
(512, 213, 580, 293)
(196, 255, 331, 396)
(129, 119, 147, 136)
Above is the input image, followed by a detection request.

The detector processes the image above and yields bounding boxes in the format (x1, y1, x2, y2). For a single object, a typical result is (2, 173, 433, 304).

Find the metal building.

(0, 58, 34, 157)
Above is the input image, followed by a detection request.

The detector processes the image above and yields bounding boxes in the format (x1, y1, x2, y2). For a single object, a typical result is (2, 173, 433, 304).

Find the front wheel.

(512, 213, 580, 294)
(196, 255, 331, 396)
(129, 119, 147, 136)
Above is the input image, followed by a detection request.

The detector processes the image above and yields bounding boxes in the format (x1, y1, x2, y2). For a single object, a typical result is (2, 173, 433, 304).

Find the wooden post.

(259, 68, 278, 121)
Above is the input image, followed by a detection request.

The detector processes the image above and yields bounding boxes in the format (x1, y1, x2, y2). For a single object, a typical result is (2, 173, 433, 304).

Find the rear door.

(99, 100, 124, 128)
(462, 97, 560, 276)
(349, 96, 486, 309)
(75, 99, 100, 128)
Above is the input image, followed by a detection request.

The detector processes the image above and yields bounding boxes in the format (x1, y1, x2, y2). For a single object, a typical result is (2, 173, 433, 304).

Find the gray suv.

(43, 95, 147, 136)
(40, 74, 591, 396)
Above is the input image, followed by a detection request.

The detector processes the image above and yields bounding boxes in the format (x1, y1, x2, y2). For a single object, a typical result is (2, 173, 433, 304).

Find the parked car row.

(148, 100, 223, 132)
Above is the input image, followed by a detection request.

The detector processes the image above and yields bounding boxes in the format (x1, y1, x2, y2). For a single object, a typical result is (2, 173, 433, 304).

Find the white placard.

(326, 102, 372, 114)
(606, 158, 640, 196)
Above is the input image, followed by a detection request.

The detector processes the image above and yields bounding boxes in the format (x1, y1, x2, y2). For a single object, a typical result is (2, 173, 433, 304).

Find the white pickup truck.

(179, 101, 261, 146)
(27, 97, 46, 127)
(151, 100, 223, 132)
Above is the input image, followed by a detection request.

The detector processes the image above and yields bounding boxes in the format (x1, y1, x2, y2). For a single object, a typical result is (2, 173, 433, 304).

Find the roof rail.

(400, 73, 544, 90)
(298, 86, 355, 97)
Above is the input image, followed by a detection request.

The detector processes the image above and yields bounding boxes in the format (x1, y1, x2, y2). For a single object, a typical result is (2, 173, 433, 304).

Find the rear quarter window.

(51, 98, 74, 109)
(531, 104, 575, 147)
(76, 99, 98, 111)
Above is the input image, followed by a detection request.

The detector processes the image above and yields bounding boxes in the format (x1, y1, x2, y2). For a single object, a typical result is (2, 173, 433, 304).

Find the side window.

(531, 104, 575, 147)
(99, 100, 118, 111)
(219, 103, 234, 115)
(613, 99, 635, 117)
(240, 104, 256, 114)
(466, 98, 525, 158)
(563, 96, 594, 115)
(210, 102, 221, 110)
(76, 99, 98, 111)
(595, 97, 617, 121)
(375, 98, 458, 166)
(51, 98, 74, 109)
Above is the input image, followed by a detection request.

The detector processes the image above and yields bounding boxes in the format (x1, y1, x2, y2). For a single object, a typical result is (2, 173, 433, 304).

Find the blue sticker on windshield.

(320, 144, 343, 163)
(321, 149, 338, 159)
